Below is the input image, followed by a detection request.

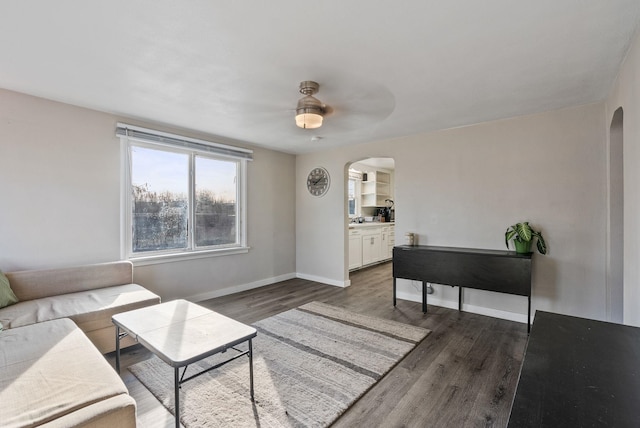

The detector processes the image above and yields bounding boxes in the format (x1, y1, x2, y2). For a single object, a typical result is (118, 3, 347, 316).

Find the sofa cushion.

(0, 318, 134, 427)
(0, 270, 18, 308)
(0, 283, 160, 331)
(5, 261, 133, 301)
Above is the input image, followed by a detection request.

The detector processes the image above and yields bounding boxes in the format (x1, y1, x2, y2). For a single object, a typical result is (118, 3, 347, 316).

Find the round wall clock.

(307, 167, 330, 197)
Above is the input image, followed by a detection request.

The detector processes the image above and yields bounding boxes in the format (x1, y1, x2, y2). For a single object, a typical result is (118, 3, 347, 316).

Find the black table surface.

(394, 244, 532, 259)
(508, 311, 640, 427)
(393, 244, 532, 297)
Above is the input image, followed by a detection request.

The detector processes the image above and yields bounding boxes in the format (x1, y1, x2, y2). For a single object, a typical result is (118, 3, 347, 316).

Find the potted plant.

(505, 222, 547, 254)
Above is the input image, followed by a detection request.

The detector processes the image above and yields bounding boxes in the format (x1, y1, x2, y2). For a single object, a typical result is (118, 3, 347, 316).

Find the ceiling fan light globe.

(295, 84, 326, 129)
(296, 113, 323, 129)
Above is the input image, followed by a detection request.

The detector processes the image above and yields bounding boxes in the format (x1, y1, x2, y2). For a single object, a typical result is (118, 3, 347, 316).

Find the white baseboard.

(296, 273, 350, 288)
(188, 272, 297, 302)
(395, 291, 529, 325)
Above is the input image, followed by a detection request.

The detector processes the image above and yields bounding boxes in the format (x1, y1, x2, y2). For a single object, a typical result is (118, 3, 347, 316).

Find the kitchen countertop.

(349, 222, 395, 229)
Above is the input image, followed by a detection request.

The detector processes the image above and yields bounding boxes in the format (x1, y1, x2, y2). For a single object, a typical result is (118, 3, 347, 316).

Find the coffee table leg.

(115, 325, 121, 374)
(174, 367, 180, 428)
(249, 339, 254, 402)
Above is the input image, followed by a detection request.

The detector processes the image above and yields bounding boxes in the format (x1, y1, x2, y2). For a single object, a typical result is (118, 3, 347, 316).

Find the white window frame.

(348, 169, 363, 218)
(117, 123, 252, 265)
(348, 178, 361, 218)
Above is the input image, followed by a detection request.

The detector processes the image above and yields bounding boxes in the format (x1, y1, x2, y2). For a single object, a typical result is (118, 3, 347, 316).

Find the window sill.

(128, 246, 250, 267)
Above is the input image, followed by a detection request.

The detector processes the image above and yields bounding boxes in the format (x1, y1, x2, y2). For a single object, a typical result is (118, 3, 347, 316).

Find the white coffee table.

(112, 299, 257, 428)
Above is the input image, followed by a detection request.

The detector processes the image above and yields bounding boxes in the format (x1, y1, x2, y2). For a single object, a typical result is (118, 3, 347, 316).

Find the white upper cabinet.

(362, 170, 391, 207)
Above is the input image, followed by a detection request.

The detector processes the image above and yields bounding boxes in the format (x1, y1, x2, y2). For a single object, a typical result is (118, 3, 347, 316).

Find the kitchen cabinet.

(362, 170, 391, 207)
(389, 226, 395, 257)
(348, 229, 363, 270)
(362, 229, 382, 266)
(382, 225, 395, 259)
(349, 223, 394, 271)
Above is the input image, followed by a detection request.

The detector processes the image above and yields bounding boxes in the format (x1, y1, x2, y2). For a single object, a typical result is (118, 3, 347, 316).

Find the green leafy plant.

(505, 222, 547, 255)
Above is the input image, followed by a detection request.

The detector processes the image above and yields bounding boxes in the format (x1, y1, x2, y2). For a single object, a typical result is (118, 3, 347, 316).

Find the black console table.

(508, 311, 640, 427)
(392, 245, 533, 331)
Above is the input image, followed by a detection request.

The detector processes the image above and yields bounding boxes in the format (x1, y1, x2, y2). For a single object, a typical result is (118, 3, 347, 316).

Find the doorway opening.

(608, 107, 624, 323)
(346, 157, 395, 280)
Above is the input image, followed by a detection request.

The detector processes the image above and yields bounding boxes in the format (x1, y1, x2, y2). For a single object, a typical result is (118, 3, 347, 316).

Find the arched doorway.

(608, 107, 624, 323)
(346, 158, 395, 281)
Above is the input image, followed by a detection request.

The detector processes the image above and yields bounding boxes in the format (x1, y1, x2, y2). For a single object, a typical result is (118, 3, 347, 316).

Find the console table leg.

(459, 287, 462, 311)
(528, 296, 531, 334)
(422, 282, 427, 313)
(393, 277, 397, 306)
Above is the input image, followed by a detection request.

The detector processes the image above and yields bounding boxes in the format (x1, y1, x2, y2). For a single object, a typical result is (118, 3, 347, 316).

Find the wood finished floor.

(105, 262, 528, 428)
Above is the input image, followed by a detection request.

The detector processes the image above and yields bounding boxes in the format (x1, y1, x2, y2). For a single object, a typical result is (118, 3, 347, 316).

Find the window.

(117, 124, 252, 262)
(348, 178, 358, 217)
(348, 169, 362, 218)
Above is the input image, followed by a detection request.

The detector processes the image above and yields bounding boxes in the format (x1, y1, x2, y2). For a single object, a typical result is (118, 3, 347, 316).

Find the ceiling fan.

(228, 74, 395, 137)
(295, 81, 327, 129)
(292, 79, 396, 134)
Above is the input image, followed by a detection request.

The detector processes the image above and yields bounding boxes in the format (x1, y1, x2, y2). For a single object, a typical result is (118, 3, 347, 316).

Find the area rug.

(129, 301, 430, 427)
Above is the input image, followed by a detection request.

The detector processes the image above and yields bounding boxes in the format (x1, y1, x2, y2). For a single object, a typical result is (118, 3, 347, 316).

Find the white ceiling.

(1, 1, 639, 154)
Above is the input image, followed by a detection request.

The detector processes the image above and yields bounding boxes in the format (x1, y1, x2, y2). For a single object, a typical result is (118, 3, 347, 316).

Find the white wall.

(606, 27, 640, 326)
(0, 89, 296, 301)
(297, 103, 608, 322)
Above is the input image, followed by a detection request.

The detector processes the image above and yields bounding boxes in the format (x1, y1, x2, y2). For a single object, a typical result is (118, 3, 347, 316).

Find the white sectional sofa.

(0, 260, 160, 353)
(0, 260, 162, 427)
(1, 318, 137, 427)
